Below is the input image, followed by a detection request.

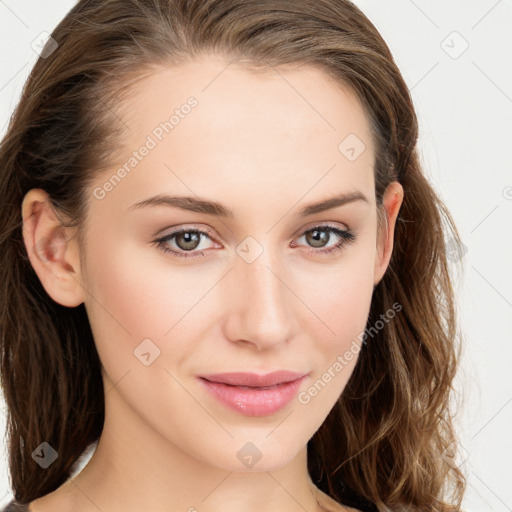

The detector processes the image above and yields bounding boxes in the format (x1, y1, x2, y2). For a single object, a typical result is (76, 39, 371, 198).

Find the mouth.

(197, 371, 309, 417)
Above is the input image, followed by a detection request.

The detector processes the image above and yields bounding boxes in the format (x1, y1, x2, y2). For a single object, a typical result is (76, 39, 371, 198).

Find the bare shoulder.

(25, 479, 77, 512)
(26, 494, 69, 512)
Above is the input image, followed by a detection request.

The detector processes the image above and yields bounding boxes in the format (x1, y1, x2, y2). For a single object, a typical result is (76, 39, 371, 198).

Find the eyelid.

(156, 223, 217, 240)
(293, 220, 350, 237)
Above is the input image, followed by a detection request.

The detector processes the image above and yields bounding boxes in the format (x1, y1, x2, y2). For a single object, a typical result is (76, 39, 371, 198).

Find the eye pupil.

(306, 229, 329, 248)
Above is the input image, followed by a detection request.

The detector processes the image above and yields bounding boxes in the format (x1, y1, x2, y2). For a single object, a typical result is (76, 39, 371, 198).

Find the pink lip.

(197, 371, 308, 417)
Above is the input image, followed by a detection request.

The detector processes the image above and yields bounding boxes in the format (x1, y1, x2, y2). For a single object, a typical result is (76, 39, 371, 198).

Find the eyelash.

(153, 224, 355, 259)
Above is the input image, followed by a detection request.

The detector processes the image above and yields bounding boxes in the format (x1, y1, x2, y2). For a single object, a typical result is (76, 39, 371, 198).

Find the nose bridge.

(226, 243, 293, 347)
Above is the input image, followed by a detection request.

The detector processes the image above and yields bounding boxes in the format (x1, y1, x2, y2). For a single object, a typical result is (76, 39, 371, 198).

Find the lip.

(197, 371, 308, 417)
(199, 370, 306, 387)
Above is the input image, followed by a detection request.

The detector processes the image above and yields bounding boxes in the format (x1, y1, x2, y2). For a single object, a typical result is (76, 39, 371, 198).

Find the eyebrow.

(128, 191, 368, 217)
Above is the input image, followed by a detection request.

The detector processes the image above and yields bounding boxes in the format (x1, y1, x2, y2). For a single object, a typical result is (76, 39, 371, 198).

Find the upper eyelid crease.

(128, 191, 368, 218)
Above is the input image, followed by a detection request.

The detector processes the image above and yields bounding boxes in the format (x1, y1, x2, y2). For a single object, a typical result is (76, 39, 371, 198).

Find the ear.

(21, 188, 85, 307)
(374, 181, 404, 285)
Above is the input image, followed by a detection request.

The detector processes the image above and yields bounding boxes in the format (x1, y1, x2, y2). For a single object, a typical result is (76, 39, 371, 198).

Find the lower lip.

(198, 376, 307, 417)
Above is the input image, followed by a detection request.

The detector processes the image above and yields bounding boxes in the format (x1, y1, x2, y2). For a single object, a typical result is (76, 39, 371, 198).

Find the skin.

(21, 54, 403, 512)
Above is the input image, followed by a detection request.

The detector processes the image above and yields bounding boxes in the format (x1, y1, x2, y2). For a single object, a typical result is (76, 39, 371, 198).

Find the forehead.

(92, 54, 375, 213)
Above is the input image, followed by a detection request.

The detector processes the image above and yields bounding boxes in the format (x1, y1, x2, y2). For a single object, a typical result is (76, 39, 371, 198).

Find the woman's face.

(68, 55, 399, 471)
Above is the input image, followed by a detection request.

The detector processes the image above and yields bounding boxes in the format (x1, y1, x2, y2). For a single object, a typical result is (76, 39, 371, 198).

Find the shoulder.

(0, 500, 30, 512)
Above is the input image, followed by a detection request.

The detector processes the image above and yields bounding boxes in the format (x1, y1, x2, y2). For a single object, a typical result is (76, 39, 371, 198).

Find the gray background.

(1, 1, 511, 510)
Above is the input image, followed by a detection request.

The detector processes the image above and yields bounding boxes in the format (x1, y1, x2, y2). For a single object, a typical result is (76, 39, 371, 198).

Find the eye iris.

(306, 229, 329, 248)
(176, 231, 201, 251)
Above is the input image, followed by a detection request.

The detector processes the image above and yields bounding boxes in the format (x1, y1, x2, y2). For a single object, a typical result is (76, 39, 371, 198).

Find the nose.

(222, 246, 295, 351)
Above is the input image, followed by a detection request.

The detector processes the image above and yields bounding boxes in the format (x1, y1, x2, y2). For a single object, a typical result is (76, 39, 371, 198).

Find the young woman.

(0, 0, 466, 511)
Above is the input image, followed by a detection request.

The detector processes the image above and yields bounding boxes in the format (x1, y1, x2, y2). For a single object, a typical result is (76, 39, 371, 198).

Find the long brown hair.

(0, 0, 465, 509)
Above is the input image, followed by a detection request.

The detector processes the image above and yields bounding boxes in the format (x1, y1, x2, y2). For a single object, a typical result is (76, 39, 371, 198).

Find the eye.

(154, 227, 218, 258)
(291, 224, 355, 256)
(153, 224, 355, 259)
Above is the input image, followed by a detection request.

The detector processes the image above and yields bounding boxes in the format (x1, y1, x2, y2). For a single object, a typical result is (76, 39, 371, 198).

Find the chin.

(201, 436, 304, 473)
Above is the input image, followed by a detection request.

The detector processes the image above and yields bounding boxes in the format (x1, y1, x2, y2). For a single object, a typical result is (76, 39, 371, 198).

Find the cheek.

(294, 283, 373, 423)
(81, 230, 222, 379)
(80, 229, 175, 378)
(83, 228, 186, 332)
(298, 236, 376, 383)
(294, 254, 375, 413)
(306, 243, 376, 340)
(315, 273, 373, 375)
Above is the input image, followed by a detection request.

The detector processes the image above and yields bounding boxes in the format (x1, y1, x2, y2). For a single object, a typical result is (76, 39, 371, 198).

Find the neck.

(51, 381, 326, 512)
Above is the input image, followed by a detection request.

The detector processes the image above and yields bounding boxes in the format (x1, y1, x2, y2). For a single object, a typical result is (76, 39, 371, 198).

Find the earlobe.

(21, 188, 85, 307)
(374, 181, 404, 285)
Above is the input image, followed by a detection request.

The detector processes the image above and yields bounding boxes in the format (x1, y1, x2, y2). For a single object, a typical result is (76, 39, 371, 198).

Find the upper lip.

(198, 371, 308, 387)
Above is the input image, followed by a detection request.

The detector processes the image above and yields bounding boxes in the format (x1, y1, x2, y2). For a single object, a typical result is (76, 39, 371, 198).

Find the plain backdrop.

(1, 1, 511, 510)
